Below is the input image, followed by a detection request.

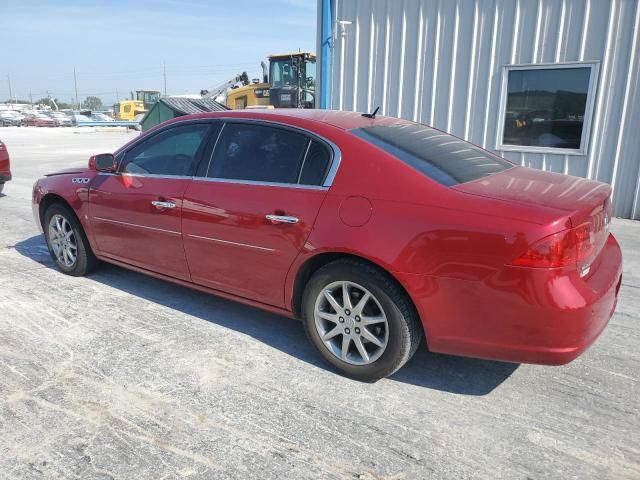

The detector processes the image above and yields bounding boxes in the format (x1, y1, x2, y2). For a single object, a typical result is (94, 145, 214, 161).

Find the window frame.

(496, 61, 600, 156)
(202, 119, 339, 190)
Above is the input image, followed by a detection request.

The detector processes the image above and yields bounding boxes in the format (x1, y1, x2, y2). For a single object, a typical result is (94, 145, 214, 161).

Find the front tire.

(44, 203, 100, 276)
(302, 259, 422, 382)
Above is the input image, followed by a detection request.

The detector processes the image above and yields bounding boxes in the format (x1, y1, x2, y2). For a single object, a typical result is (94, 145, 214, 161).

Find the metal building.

(317, 0, 640, 219)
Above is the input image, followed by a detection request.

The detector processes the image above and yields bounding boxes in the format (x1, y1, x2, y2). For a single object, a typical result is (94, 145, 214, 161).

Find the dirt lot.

(0, 127, 639, 479)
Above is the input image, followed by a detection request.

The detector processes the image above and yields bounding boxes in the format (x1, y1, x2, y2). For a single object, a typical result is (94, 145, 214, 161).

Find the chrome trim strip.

(297, 139, 313, 184)
(191, 176, 328, 190)
(92, 216, 181, 236)
(186, 233, 275, 252)
(205, 122, 226, 178)
(97, 172, 195, 180)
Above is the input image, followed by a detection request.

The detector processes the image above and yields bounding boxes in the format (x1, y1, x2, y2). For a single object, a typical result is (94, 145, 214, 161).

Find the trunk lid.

(454, 166, 611, 225)
(455, 166, 612, 275)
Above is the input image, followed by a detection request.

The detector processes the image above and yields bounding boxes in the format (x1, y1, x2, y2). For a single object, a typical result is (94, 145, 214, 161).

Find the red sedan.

(31, 110, 622, 381)
(0, 140, 11, 194)
(22, 113, 56, 127)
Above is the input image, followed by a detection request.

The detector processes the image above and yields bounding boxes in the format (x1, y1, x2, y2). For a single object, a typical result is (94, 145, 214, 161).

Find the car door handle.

(151, 200, 176, 210)
(265, 214, 299, 224)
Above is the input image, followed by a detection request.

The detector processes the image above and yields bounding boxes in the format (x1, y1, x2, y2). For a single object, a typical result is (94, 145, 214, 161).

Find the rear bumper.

(397, 234, 623, 365)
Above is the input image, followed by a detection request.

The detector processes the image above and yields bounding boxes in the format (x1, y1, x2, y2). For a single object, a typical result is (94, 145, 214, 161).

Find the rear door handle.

(265, 214, 299, 224)
(151, 200, 176, 210)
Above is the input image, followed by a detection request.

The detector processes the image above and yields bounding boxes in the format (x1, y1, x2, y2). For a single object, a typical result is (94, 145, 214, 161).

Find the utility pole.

(73, 67, 79, 110)
(7, 74, 12, 106)
(163, 61, 167, 97)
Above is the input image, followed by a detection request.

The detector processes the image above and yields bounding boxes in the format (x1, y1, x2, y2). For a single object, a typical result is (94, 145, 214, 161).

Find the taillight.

(511, 223, 597, 268)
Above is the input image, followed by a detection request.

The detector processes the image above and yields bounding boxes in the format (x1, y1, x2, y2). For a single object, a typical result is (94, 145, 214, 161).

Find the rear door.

(182, 120, 335, 307)
(89, 122, 213, 280)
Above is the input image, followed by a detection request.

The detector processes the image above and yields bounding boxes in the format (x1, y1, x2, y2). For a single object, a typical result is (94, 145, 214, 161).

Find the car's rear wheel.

(0, 183, 4, 194)
(44, 203, 100, 276)
(302, 259, 422, 382)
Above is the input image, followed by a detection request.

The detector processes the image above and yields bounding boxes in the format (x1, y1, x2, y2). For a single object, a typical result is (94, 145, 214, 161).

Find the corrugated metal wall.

(321, 0, 640, 219)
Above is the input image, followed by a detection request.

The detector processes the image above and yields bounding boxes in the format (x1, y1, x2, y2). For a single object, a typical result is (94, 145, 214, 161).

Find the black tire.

(0, 183, 4, 194)
(302, 259, 423, 382)
(44, 203, 100, 276)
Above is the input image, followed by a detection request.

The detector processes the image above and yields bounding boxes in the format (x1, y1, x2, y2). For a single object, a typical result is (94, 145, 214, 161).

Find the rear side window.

(299, 140, 331, 185)
(208, 123, 309, 184)
(351, 124, 513, 186)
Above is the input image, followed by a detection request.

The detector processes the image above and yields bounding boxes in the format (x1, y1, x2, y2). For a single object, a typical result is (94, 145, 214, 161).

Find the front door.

(89, 122, 212, 280)
(182, 121, 334, 307)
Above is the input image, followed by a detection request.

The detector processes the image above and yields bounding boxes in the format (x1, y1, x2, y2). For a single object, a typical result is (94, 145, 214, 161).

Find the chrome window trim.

(205, 122, 226, 178)
(113, 115, 343, 187)
(97, 172, 194, 180)
(192, 176, 328, 191)
(296, 139, 313, 184)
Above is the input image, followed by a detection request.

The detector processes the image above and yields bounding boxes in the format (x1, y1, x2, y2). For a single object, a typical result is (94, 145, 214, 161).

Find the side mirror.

(89, 153, 116, 172)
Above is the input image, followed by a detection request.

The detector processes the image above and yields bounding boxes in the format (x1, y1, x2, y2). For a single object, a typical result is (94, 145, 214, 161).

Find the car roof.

(170, 109, 411, 132)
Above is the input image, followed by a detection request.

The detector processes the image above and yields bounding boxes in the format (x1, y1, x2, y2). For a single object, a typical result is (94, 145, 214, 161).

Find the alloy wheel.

(314, 281, 389, 365)
(48, 214, 78, 268)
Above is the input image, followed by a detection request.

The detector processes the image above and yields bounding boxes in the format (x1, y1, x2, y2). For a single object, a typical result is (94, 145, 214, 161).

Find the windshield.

(270, 58, 297, 87)
(351, 123, 514, 186)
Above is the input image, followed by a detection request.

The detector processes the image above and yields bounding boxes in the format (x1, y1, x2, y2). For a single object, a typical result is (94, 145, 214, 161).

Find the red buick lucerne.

(0, 140, 11, 194)
(31, 110, 622, 381)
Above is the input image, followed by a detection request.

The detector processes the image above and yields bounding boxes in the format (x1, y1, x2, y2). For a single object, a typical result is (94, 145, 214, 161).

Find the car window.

(351, 123, 514, 186)
(299, 140, 331, 185)
(120, 124, 210, 176)
(208, 123, 308, 184)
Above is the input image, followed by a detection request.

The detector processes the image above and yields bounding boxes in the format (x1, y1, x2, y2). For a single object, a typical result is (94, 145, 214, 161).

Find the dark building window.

(500, 65, 596, 152)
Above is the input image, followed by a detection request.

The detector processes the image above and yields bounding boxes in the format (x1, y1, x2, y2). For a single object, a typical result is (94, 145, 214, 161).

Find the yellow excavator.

(202, 52, 316, 109)
(114, 90, 161, 120)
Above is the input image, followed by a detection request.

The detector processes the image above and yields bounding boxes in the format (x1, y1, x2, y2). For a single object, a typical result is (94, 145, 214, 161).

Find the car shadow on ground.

(14, 234, 519, 395)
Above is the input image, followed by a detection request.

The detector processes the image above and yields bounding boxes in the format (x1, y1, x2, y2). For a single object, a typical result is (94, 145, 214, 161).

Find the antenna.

(362, 106, 380, 119)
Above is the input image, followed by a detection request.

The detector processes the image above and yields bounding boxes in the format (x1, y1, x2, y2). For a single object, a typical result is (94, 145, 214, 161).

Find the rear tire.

(302, 259, 422, 382)
(44, 203, 100, 276)
(0, 183, 4, 194)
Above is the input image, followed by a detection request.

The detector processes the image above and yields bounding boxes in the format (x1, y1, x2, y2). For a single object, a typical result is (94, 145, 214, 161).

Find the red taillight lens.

(511, 223, 596, 268)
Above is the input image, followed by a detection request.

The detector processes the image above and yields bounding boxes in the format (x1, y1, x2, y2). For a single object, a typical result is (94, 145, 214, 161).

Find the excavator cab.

(269, 52, 316, 108)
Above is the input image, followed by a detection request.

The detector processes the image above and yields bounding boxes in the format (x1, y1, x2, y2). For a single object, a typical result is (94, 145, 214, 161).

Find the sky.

(0, 0, 316, 105)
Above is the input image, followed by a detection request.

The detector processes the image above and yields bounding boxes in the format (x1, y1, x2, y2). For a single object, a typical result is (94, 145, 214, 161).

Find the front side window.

(500, 64, 597, 152)
(208, 123, 309, 184)
(120, 124, 210, 176)
(352, 124, 513, 186)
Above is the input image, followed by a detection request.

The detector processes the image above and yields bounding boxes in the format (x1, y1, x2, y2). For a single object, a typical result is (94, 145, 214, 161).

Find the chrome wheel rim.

(48, 214, 77, 268)
(314, 281, 389, 365)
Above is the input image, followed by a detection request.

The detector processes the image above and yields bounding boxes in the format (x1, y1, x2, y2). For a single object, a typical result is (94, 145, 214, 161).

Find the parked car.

(22, 112, 56, 127)
(0, 111, 24, 126)
(0, 140, 11, 194)
(31, 110, 622, 381)
(69, 113, 93, 126)
(45, 111, 72, 127)
(90, 112, 114, 122)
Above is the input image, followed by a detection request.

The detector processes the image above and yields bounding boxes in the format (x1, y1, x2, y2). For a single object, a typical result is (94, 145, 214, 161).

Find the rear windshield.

(351, 124, 514, 186)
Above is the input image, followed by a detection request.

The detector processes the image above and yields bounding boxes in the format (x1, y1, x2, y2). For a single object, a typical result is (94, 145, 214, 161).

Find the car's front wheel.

(44, 203, 100, 276)
(0, 182, 4, 194)
(302, 259, 423, 382)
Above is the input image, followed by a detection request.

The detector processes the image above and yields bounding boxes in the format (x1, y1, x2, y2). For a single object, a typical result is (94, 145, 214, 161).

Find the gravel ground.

(0, 127, 639, 479)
